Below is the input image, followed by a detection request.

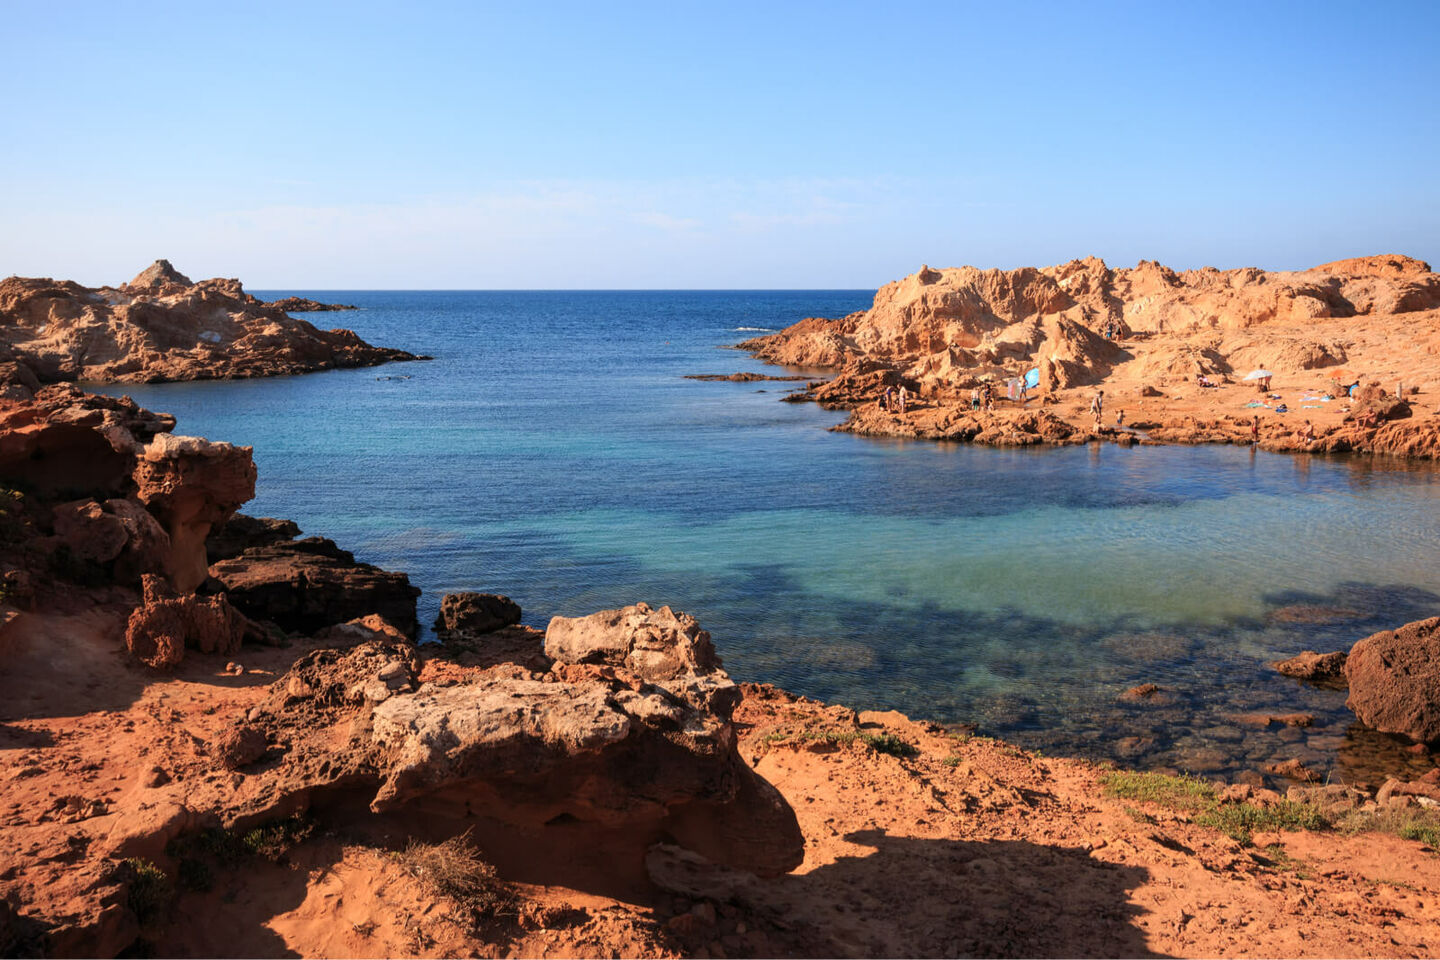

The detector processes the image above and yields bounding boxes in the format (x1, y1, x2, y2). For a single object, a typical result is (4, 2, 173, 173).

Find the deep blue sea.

(96, 291, 1440, 784)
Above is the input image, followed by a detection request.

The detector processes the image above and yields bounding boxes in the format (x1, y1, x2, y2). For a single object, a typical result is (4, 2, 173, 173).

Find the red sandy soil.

(4, 603, 1439, 958)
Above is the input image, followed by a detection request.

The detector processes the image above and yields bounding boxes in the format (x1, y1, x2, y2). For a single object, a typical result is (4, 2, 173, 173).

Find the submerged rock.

(1272, 649, 1348, 686)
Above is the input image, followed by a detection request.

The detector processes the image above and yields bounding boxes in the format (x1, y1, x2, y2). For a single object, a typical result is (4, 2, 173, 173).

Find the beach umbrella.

(1243, 369, 1273, 381)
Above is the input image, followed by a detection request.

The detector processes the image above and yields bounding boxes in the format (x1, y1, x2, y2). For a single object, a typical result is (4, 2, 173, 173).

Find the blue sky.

(3, 1, 1436, 288)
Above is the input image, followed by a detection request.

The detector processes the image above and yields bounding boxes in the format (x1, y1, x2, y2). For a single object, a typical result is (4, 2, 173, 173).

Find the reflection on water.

(95, 290, 1440, 788)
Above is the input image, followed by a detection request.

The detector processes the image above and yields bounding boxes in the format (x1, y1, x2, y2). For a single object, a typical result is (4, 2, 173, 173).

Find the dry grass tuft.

(399, 831, 517, 922)
(1337, 804, 1440, 851)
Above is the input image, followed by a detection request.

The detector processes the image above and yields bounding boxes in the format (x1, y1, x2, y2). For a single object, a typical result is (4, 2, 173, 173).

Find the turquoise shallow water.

(95, 291, 1440, 785)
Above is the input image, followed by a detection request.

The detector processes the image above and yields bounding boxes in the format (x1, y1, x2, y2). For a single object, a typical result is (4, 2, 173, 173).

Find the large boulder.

(51, 499, 129, 563)
(238, 604, 804, 879)
(545, 602, 738, 714)
(1345, 617, 1440, 743)
(433, 591, 521, 634)
(49, 497, 172, 584)
(205, 513, 301, 563)
(208, 537, 420, 637)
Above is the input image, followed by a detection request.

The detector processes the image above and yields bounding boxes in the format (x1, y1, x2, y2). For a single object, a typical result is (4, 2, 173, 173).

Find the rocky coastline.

(262, 296, 358, 313)
(3, 259, 1440, 955)
(735, 254, 1440, 460)
(0, 383, 1439, 956)
(0, 261, 422, 387)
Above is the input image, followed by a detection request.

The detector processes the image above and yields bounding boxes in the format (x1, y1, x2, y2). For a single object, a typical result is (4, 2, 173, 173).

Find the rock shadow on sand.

(675, 828, 1164, 959)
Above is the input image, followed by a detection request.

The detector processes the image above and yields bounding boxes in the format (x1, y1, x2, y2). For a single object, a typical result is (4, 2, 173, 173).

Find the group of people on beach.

(970, 384, 993, 412)
(880, 384, 908, 414)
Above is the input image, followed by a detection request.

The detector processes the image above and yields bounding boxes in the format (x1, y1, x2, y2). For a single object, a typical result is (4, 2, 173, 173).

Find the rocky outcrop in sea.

(0, 260, 422, 387)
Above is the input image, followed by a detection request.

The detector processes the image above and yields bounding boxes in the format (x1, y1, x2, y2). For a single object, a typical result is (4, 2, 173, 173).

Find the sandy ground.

(3, 604, 1440, 958)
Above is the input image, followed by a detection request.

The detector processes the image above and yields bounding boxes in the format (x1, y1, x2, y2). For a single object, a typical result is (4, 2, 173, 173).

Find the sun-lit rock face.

(230, 603, 804, 881)
(741, 254, 1440, 383)
(0, 259, 421, 386)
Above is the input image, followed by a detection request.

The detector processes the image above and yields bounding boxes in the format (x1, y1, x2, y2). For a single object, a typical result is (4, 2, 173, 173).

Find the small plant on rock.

(861, 732, 919, 758)
(1100, 770, 1329, 846)
(123, 858, 172, 925)
(399, 831, 516, 923)
(242, 814, 314, 861)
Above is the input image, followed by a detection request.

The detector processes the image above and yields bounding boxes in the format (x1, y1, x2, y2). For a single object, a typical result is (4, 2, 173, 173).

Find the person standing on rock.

(898, 384, 908, 414)
(1090, 390, 1104, 429)
(882, 386, 893, 412)
(971, 387, 980, 411)
(1251, 416, 1261, 444)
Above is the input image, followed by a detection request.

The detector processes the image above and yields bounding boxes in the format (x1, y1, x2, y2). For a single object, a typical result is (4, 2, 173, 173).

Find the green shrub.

(761, 728, 918, 758)
(1338, 804, 1440, 852)
(861, 733, 919, 758)
(123, 859, 171, 925)
(176, 857, 213, 892)
(242, 815, 314, 861)
(1100, 770, 1328, 846)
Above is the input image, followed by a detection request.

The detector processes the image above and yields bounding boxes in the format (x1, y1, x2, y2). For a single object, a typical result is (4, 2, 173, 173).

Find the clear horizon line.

(249, 287, 881, 293)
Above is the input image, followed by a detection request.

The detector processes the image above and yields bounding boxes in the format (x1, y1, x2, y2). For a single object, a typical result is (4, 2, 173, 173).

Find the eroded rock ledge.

(0, 259, 422, 388)
(233, 602, 802, 877)
(737, 254, 1440, 459)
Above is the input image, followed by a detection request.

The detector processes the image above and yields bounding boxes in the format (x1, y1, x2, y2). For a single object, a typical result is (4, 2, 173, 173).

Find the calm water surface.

(97, 291, 1440, 785)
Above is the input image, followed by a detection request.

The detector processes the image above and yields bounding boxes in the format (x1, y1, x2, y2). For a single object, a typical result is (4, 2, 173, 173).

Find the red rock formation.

(749, 256, 1440, 379)
(208, 537, 420, 637)
(125, 574, 248, 670)
(433, 591, 522, 634)
(0, 260, 421, 387)
(133, 433, 257, 592)
(204, 512, 302, 563)
(1345, 616, 1440, 744)
(0, 385, 174, 498)
(737, 255, 1440, 459)
(0, 386, 257, 593)
(1272, 650, 1348, 686)
(263, 296, 358, 313)
(231, 603, 804, 880)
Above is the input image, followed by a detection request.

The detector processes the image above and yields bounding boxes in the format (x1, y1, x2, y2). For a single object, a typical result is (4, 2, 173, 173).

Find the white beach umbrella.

(1243, 369, 1274, 381)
